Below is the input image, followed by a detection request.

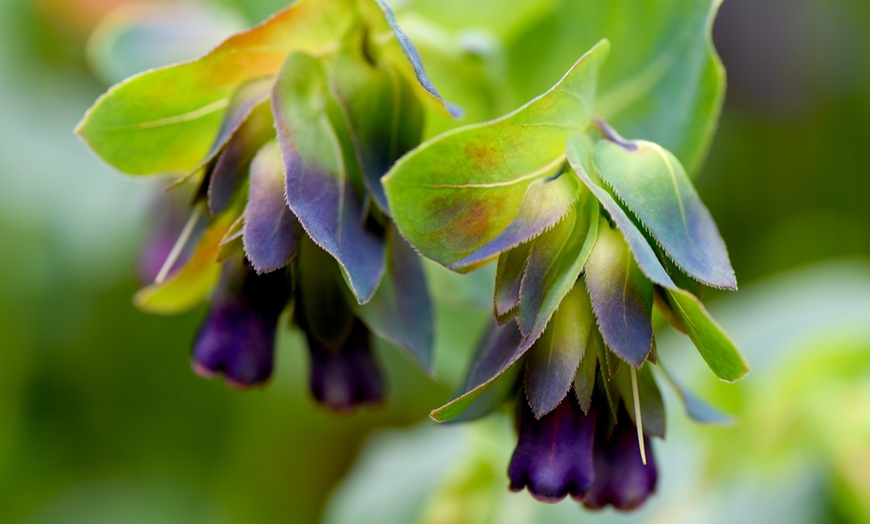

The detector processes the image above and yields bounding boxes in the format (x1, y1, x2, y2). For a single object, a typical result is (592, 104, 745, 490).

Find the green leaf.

(584, 222, 654, 368)
(664, 287, 749, 382)
(383, 40, 609, 266)
(517, 194, 598, 339)
(593, 133, 735, 289)
(297, 237, 355, 350)
(134, 208, 235, 314)
(507, 0, 725, 174)
(330, 34, 424, 214)
(524, 282, 595, 418)
(493, 242, 531, 317)
(573, 334, 598, 414)
(76, 0, 355, 175)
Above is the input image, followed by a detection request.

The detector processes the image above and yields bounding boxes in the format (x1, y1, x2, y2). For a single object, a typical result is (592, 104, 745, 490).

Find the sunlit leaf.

(356, 225, 434, 371)
(273, 51, 385, 304)
(134, 209, 235, 314)
(593, 132, 735, 289)
(452, 170, 580, 270)
(664, 287, 749, 382)
(430, 321, 523, 422)
(517, 195, 598, 339)
(383, 40, 609, 266)
(584, 223, 654, 368)
(524, 283, 594, 418)
(76, 0, 354, 175)
(242, 141, 302, 273)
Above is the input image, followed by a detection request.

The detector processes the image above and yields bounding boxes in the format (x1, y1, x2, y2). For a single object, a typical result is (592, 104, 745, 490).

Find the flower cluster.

(78, 0, 457, 412)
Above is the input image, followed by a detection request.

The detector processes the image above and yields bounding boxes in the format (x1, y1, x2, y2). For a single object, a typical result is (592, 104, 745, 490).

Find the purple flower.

(304, 318, 384, 413)
(508, 396, 596, 502)
(581, 407, 658, 511)
(192, 258, 291, 388)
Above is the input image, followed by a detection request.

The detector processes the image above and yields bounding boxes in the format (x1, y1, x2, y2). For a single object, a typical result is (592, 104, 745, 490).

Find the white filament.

(631, 366, 647, 465)
(154, 204, 202, 285)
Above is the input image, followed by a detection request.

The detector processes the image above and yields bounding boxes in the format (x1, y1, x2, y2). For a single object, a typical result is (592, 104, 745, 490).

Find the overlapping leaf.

(242, 141, 302, 273)
(493, 242, 531, 317)
(76, 0, 355, 174)
(593, 135, 735, 289)
(273, 52, 385, 304)
(383, 40, 609, 266)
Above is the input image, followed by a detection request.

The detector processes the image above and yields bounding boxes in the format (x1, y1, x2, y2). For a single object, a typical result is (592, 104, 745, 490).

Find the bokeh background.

(1, 0, 869, 522)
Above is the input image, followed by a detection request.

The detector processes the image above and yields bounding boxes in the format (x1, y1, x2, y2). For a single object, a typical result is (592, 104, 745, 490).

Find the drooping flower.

(77, 0, 452, 411)
(384, 40, 746, 510)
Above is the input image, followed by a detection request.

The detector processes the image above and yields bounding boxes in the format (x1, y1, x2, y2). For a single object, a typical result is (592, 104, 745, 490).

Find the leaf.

(584, 223, 654, 368)
(134, 209, 235, 314)
(493, 242, 531, 317)
(595, 332, 620, 420)
(356, 225, 434, 371)
(383, 40, 609, 266)
(430, 321, 523, 422)
(242, 141, 302, 273)
(506, 0, 725, 174)
(517, 194, 598, 339)
(209, 95, 274, 215)
(330, 30, 424, 214)
(297, 237, 355, 350)
(664, 287, 749, 382)
(524, 282, 595, 418)
(613, 364, 666, 438)
(76, 0, 355, 175)
(365, 0, 463, 117)
(573, 334, 598, 414)
(452, 170, 580, 270)
(658, 364, 734, 425)
(566, 133, 675, 289)
(273, 51, 385, 304)
(593, 135, 735, 289)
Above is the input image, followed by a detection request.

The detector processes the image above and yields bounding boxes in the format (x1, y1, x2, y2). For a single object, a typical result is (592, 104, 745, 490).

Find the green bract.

(384, 39, 747, 424)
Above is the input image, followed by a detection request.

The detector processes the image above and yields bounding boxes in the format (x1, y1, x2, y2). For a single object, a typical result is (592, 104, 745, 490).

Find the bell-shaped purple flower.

(304, 318, 384, 413)
(508, 396, 596, 503)
(581, 407, 658, 511)
(192, 258, 291, 388)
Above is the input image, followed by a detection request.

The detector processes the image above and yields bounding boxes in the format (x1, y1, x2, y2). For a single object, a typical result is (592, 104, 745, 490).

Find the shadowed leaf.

(242, 141, 302, 273)
(613, 364, 665, 438)
(383, 41, 609, 266)
(584, 223, 654, 368)
(297, 237, 354, 350)
(593, 135, 735, 289)
(494, 242, 531, 317)
(525, 283, 595, 418)
(273, 51, 385, 303)
(659, 364, 735, 424)
(356, 225, 434, 370)
(77, 0, 354, 174)
(430, 321, 523, 422)
(573, 334, 598, 413)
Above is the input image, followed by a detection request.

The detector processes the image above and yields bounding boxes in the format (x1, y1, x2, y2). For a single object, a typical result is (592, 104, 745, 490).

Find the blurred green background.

(0, 0, 868, 522)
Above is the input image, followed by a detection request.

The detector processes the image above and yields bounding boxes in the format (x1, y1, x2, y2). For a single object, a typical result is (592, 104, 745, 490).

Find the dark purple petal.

(242, 142, 302, 273)
(273, 53, 385, 303)
(356, 225, 434, 370)
(305, 318, 384, 413)
(582, 409, 658, 511)
(508, 397, 596, 503)
(209, 100, 274, 215)
(584, 224, 654, 367)
(192, 257, 291, 388)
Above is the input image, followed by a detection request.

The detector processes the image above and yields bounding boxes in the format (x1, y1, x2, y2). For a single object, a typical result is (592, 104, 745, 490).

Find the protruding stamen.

(155, 204, 202, 284)
(631, 365, 647, 465)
